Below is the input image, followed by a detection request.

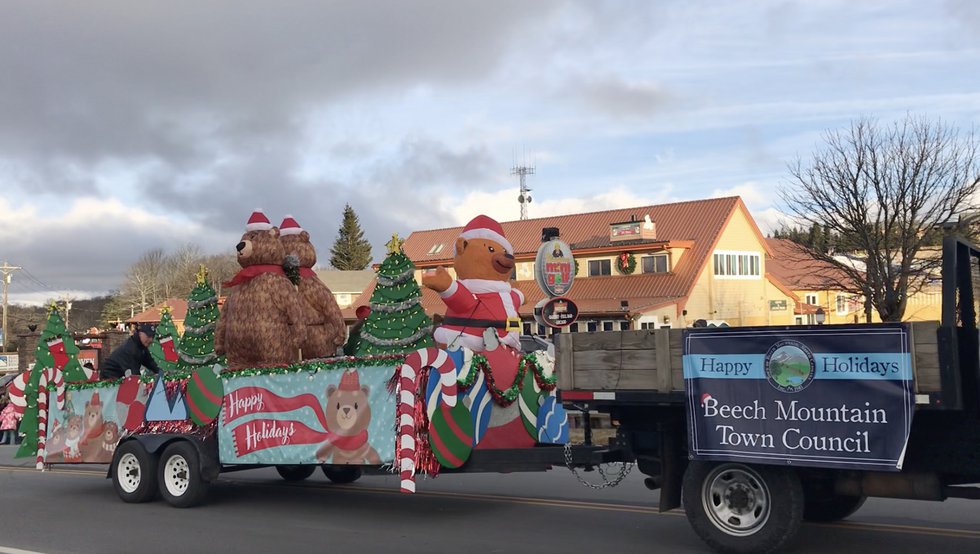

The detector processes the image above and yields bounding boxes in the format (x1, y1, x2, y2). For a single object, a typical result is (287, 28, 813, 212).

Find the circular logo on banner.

(764, 340, 815, 393)
(535, 239, 575, 296)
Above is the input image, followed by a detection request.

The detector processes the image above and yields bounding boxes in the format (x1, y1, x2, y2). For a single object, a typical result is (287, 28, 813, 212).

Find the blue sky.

(1, 1, 978, 304)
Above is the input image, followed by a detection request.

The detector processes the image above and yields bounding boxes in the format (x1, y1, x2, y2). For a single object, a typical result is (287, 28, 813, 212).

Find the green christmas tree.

(329, 203, 373, 270)
(177, 266, 224, 371)
(17, 305, 86, 458)
(356, 234, 434, 356)
(149, 305, 181, 373)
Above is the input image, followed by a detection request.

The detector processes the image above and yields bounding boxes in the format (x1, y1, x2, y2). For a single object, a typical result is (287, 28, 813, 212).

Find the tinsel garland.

(369, 296, 422, 313)
(133, 417, 217, 438)
(390, 363, 439, 480)
(182, 321, 217, 335)
(376, 268, 414, 287)
(61, 371, 192, 391)
(187, 295, 218, 309)
(179, 351, 218, 365)
(360, 326, 432, 347)
(220, 354, 406, 378)
(457, 352, 558, 406)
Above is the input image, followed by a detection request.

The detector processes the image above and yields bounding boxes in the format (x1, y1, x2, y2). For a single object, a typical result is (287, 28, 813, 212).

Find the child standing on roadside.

(1, 394, 18, 445)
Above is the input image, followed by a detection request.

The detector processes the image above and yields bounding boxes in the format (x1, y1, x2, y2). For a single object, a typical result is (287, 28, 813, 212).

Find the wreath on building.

(617, 252, 636, 275)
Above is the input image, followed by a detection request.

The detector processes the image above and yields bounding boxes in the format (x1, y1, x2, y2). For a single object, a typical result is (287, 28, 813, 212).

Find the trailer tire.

(321, 465, 362, 484)
(276, 465, 317, 481)
(803, 492, 866, 522)
(112, 440, 159, 503)
(158, 441, 210, 508)
(682, 462, 803, 554)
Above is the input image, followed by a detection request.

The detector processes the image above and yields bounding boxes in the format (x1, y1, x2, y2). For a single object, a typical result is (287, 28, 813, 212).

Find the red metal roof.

(127, 299, 189, 324)
(766, 239, 856, 290)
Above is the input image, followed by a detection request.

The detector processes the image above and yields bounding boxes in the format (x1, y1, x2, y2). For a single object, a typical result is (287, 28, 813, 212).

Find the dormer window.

(427, 243, 445, 255)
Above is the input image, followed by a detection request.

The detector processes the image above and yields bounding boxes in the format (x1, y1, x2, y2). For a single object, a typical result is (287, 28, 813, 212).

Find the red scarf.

(299, 268, 317, 279)
(322, 429, 368, 450)
(223, 265, 286, 288)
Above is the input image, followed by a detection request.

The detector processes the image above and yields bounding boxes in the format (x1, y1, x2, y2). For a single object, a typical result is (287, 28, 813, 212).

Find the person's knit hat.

(137, 323, 156, 338)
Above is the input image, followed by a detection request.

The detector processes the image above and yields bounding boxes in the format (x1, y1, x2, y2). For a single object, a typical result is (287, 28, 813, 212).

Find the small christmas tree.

(16, 305, 86, 458)
(177, 266, 224, 371)
(356, 234, 434, 356)
(149, 305, 181, 373)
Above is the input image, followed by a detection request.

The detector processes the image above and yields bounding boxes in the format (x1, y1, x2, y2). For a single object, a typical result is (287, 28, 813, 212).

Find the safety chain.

(563, 442, 634, 490)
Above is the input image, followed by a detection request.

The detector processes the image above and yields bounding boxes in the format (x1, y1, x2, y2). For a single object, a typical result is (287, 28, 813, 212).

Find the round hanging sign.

(534, 297, 580, 329)
(535, 239, 575, 297)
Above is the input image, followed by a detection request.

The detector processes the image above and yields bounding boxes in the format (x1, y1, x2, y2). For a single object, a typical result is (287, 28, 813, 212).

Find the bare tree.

(161, 243, 204, 299)
(123, 248, 166, 312)
(780, 115, 980, 322)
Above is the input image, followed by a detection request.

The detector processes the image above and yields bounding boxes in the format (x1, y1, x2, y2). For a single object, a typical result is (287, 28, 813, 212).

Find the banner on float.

(684, 324, 914, 471)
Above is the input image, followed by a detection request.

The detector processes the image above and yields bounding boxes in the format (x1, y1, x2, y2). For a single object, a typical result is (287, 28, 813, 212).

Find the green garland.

(220, 354, 407, 378)
(458, 352, 557, 406)
(617, 252, 636, 275)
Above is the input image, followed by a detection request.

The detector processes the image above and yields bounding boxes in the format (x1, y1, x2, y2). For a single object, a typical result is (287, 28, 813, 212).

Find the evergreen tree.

(356, 234, 434, 356)
(16, 305, 86, 458)
(329, 204, 372, 270)
(149, 305, 181, 373)
(177, 266, 223, 371)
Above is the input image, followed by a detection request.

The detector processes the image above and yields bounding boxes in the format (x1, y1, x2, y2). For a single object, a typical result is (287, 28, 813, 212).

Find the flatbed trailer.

(555, 236, 980, 553)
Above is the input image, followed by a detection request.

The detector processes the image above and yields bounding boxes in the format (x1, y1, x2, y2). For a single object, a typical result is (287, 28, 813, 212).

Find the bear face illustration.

(326, 383, 371, 433)
(315, 370, 381, 465)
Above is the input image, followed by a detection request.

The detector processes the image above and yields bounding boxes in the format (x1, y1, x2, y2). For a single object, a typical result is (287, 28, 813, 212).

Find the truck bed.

(556, 322, 943, 397)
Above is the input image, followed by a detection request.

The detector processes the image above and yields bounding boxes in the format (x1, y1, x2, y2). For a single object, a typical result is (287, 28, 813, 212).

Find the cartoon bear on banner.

(422, 215, 534, 449)
(215, 210, 306, 369)
(279, 216, 346, 359)
(315, 370, 381, 465)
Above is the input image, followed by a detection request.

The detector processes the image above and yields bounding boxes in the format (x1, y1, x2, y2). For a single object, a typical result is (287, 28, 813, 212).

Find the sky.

(1, 0, 978, 305)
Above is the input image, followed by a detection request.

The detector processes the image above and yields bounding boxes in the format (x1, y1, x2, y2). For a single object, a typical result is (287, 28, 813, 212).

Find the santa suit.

(434, 279, 524, 352)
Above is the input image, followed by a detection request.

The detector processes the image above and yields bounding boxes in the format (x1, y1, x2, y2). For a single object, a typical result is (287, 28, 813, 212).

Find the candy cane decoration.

(396, 347, 458, 493)
(46, 366, 65, 410)
(7, 372, 28, 416)
(36, 370, 49, 470)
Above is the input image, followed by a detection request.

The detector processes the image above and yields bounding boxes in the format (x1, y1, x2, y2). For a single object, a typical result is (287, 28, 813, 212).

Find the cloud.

(573, 76, 673, 118)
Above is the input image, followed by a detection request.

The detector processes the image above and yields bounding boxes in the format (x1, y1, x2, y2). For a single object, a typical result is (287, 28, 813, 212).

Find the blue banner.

(684, 324, 915, 471)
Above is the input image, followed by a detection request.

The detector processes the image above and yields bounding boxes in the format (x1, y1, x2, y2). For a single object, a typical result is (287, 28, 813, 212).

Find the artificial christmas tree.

(177, 266, 224, 371)
(15, 305, 86, 459)
(356, 234, 434, 356)
(149, 305, 181, 373)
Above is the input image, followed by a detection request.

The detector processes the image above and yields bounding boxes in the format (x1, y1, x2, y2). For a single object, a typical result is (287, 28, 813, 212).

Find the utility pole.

(1, 260, 23, 353)
(61, 293, 75, 331)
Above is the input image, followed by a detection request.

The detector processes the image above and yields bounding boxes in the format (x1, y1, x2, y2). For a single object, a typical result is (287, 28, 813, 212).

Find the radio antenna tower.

(512, 160, 535, 220)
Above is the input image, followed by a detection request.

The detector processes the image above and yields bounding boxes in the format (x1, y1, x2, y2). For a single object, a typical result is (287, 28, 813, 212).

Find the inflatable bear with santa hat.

(215, 210, 305, 369)
(279, 215, 347, 358)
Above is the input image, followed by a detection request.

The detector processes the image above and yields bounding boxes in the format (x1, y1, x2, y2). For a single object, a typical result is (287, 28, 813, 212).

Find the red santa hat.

(338, 370, 361, 391)
(90, 391, 102, 407)
(245, 209, 273, 231)
(279, 215, 303, 236)
(459, 215, 513, 255)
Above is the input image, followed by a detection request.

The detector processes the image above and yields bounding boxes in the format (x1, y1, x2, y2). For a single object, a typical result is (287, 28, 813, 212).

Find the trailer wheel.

(158, 441, 210, 508)
(321, 465, 362, 484)
(682, 462, 803, 554)
(803, 492, 866, 522)
(276, 465, 317, 481)
(112, 440, 159, 503)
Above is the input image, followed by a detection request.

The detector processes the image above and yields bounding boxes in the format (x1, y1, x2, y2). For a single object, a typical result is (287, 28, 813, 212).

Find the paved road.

(1, 445, 978, 554)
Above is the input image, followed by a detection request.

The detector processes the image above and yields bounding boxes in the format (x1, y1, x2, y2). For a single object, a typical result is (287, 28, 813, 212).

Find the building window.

(589, 259, 611, 276)
(713, 251, 761, 278)
(603, 321, 614, 331)
(619, 320, 630, 330)
(569, 322, 579, 333)
(523, 322, 532, 335)
(641, 254, 669, 274)
(587, 320, 598, 332)
(805, 293, 818, 305)
(836, 294, 848, 315)
(427, 243, 445, 255)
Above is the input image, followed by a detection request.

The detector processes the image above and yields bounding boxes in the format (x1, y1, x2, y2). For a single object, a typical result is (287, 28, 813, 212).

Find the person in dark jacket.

(100, 323, 162, 380)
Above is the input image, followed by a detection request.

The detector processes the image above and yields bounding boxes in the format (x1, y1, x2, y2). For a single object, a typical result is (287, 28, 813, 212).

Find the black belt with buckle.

(442, 316, 521, 332)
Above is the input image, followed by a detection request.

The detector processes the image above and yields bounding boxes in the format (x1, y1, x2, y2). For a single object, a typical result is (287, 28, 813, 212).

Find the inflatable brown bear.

(279, 216, 346, 358)
(215, 210, 305, 369)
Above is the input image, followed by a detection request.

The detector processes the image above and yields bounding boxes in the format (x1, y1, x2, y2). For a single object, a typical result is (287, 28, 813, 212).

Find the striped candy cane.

(396, 347, 458, 493)
(46, 366, 65, 410)
(36, 370, 49, 470)
(7, 372, 28, 416)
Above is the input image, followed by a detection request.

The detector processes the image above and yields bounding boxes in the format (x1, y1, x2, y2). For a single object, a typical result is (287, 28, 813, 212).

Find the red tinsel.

(132, 417, 217, 438)
(164, 379, 188, 402)
(413, 369, 439, 477)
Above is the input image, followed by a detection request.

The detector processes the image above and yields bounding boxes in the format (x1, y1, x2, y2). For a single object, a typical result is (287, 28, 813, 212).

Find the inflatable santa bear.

(422, 214, 524, 352)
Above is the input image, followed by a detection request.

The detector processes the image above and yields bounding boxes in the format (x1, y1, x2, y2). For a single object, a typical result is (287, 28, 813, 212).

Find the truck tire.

(803, 492, 866, 523)
(682, 461, 803, 554)
(321, 465, 362, 484)
(158, 441, 210, 508)
(112, 440, 159, 503)
(276, 465, 317, 481)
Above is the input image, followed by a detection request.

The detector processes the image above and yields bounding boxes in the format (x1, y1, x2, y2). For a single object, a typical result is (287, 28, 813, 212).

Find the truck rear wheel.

(321, 465, 362, 484)
(682, 461, 803, 554)
(276, 465, 317, 481)
(158, 441, 210, 508)
(112, 440, 159, 503)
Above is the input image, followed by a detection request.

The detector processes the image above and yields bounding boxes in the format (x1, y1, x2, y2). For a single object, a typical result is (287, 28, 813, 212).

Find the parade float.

(6, 211, 573, 506)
